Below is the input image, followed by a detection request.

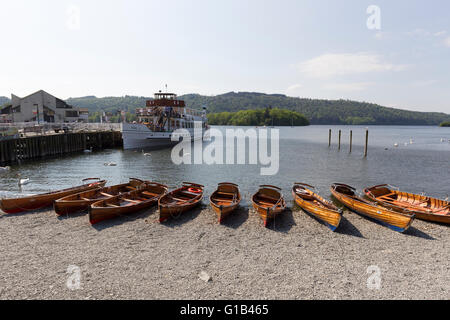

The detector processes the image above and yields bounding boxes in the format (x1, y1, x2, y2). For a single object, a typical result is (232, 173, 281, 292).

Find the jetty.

(0, 123, 122, 165)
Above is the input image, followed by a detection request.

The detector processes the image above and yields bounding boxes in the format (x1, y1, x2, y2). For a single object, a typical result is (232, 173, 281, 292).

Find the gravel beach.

(0, 202, 449, 300)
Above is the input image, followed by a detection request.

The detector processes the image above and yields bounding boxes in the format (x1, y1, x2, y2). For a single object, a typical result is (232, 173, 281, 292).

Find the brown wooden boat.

(158, 182, 204, 223)
(210, 182, 241, 223)
(251, 185, 286, 227)
(330, 183, 414, 232)
(292, 182, 343, 231)
(89, 182, 168, 224)
(54, 178, 145, 215)
(0, 178, 106, 214)
(364, 184, 450, 224)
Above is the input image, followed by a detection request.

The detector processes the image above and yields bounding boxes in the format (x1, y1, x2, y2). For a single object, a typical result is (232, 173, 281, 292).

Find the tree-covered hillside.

(0, 96, 10, 106)
(180, 92, 450, 125)
(208, 108, 309, 126)
(66, 95, 149, 113)
(1, 92, 447, 125)
(66, 92, 450, 125)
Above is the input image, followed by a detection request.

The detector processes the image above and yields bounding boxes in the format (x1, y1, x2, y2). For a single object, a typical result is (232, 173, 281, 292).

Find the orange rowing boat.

(252, 185, 286, 227)
(158, 182, 204, 223)
(158, 182, 204, 222)
(331, 183, 414, 232)
(364, 184, 450, 224)
(210, 182, 241, 223)
(54, 178, 145, 215)
(0, 178, 106, 214)
(292, 182, 342, 231)
(89, 182, 168, 224)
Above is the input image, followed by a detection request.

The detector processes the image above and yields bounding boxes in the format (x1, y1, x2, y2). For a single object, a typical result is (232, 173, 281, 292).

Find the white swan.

(0, 166, 10, 172)
(84, 147, 93, 153)
(393, 143, 399, 147)
(19, 178, 30, 186)
(142, 150, 151, 156)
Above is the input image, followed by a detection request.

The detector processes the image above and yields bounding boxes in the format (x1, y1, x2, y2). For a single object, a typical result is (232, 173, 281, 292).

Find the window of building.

(65, 110, 79, 117)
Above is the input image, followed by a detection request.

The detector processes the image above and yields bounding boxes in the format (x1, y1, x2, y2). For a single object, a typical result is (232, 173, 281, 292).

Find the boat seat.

(142, 191, 158, 197)
(126, 186, 137, 190)
(107, 203, 119, 207)
(122, 198, 140, 203)
(256, 200, 277, 206)
(81, 197, 91, 201)
(217, 191, 235, 196)
(379, 193, 396, 200)
(171, 196, 191, 202)
(100, 192, 114, 197)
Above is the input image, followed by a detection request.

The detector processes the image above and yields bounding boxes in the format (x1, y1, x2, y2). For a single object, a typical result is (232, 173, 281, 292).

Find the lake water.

(1, 125, 449, 203)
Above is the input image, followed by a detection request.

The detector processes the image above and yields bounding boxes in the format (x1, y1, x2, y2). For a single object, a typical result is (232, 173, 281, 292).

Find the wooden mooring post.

(364, 129, 369, 157)
(349, 130, 352, 153)
(328, 129, 331, 147)
(338, 130, 341, 150)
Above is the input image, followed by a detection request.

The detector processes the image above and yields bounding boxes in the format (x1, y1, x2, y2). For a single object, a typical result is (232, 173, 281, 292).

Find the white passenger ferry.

(121, 92, 208, 150)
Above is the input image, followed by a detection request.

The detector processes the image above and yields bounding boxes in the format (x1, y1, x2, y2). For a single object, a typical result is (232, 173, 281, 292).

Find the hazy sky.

(1, 0, 449, 113)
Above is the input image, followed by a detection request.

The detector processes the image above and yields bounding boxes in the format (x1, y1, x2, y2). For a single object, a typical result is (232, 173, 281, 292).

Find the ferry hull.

(121, 123, 204, 150)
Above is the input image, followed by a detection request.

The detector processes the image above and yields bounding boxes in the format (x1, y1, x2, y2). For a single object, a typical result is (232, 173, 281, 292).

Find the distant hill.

(66, 95, 150, 113)
(0, 96, 10, 106)
(7, 92, 449, 125)
(180, 92, 450, 125)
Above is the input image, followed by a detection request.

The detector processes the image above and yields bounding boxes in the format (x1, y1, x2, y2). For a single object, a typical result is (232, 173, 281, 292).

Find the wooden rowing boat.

(364, 184, 450, 224)
(210, 182, 241, 223)
(330, 183, 414, 232)
(158, 182, 204, 223)
(0, 178, 106, 214)
(89, 182, 168, 224)
(54, 178, 145, 215)
(292, 182, 343, 231)
(252, 185, 286, 227)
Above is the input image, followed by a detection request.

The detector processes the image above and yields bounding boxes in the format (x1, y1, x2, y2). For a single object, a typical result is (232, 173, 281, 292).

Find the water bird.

(0, 166, 10, 172)
(84, 147, 93, 153)
(441, 138, 445, 142)
(142, 150, 151, 156)
(18, 178, 30, 186)
(104, 162, 117, 166)
(394, 143, 399, 147)
(409, 138, 414, 144)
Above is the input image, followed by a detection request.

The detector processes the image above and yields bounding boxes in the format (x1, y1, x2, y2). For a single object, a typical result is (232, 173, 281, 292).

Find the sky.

(0, 0, 449, 113)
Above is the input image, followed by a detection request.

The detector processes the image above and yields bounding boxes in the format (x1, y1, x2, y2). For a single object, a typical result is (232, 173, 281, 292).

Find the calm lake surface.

(1, 125, 449, 203)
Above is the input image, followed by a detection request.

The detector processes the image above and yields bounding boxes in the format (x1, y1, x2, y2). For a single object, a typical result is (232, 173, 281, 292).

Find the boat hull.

(252, 203, 285, 227)
(331, 184, 414, 233)
(251, 185, 286, 227)
(210, 183, 241, 223)
(364, 185, 450, 225)
(121, 123, 204, 150)
(158, 183, 204, 223)
(292, 186, 342, 231)
(159, 201, 202, 222)
(0, 180, 106, 214)
(89, 200, 156, 225)
(54, 179, 144, 215)
(89, 183, 168, 225)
